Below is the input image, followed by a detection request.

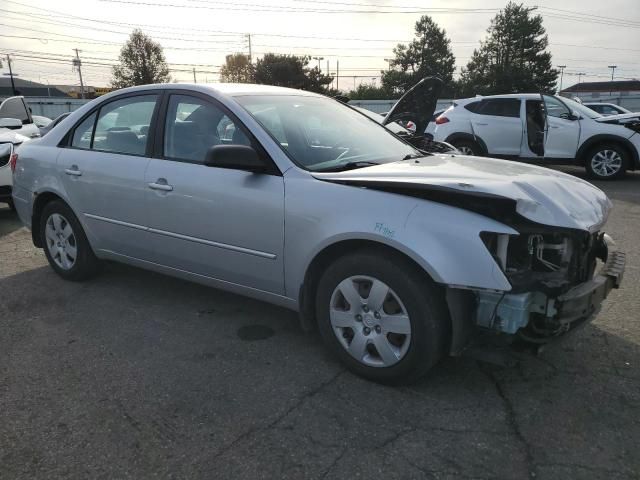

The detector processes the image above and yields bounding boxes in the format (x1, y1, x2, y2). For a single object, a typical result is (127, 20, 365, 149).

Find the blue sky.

(1, 0, 638, 90)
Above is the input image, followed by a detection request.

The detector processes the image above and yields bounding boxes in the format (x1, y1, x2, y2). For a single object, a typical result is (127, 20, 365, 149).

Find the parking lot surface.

(1, 167, 639, 479)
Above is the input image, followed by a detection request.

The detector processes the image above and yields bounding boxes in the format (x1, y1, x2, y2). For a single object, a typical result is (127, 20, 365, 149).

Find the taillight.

(10, 153, 18, 173)
(435, 116, 449, 125)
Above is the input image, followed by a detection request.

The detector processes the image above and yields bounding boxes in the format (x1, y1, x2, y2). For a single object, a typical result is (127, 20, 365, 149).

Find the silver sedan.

(12, 83, 624, 384)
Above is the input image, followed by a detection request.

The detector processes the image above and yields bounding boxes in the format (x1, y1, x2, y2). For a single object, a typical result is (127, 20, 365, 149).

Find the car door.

(0, 97, 40, 139)
(541, 95, 581, 159)
(58, 93, 160, 260)
(468, 98, 523, 155)
(144, 92, 285, 295)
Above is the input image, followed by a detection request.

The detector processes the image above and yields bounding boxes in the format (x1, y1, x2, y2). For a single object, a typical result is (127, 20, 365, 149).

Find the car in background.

(32, 115, 52, 128)
(11, 83, 625, 384)
(39, 112, 72, 136)
(345, 78, 458, 154)
(432, 94, 640, 179)
(0, 96, 40, 140)
(0, 130, 28, 209)
(584, 103, 632, 116)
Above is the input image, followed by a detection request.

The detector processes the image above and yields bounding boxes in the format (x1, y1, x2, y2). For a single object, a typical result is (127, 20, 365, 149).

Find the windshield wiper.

(402, 153, 426, 160)
(314, 161, 380, 172)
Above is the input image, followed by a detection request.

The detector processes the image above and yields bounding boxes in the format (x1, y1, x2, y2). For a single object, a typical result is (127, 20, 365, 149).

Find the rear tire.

(450, 139, 482, 156)
(315, 250, 449, 385)
(40, 200, 101, 281)
(585, 143, 628, 180)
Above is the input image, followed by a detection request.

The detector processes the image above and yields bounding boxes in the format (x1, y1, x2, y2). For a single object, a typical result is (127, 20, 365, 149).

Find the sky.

(0, 0, 639, 92)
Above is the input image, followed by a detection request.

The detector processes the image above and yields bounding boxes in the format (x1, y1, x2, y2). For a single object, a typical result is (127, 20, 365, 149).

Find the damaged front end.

(471, 229, 625, 346)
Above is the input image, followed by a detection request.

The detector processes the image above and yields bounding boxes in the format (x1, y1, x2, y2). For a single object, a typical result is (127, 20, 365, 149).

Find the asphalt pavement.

(1, 167, 639, 479)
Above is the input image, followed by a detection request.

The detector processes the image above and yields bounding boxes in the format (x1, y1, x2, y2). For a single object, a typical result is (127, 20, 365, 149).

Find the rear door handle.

(475, 122, 488, 126)
(64, 165, 82, 176)
(148, 179, 173, 192)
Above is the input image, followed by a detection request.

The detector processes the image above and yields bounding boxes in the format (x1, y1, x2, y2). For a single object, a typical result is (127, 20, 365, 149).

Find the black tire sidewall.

(585, 143, 628, 180)
(40, 200, 99, 281)
(315, 251, 448, 385)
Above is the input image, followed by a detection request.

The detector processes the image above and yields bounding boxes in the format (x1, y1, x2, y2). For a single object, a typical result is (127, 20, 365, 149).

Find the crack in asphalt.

(318, 445, 348, 479)
(480, 365, 538, 479)
(209, 369, 345, 462)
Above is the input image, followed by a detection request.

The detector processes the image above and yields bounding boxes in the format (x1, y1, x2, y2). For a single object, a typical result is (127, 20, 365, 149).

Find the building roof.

(561, 80, 640, 93)
(0, 78, 70, 97)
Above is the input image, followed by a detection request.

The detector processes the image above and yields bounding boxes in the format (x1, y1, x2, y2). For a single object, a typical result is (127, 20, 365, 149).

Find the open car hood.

(313, 154, 611, 232)
(382, 77, 442, 135)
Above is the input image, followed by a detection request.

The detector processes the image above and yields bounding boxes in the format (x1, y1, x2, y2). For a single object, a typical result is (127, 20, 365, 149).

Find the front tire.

(585, 143, 628, 180)
(40, 200, 101, 281)
(315, 250, 449, 385)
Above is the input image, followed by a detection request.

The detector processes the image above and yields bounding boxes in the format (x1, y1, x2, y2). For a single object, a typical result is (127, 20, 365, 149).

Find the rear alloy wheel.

(451, 139, 481, 156)
(40, 200, 101, 281)
(586, 144, 628, 180)
(316, 250, 449, 385)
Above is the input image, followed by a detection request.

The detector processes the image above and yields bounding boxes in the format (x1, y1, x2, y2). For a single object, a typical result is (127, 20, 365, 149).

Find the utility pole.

(246, 34, 252, 63)
(73, 49, 85, 99)
(557, 65, 566, 93)
(608, 65, 617, 96)
(326, 59, 329, 76)
(312, 56, 324, 71)
(5, 55, 17, 96)
(193, 67, 197, 83)
(384, 58, 393, 71)
(336, 59, 339, 91)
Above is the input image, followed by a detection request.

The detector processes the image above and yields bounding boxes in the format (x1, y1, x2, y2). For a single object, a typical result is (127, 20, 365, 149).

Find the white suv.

(432, 94, 640, 180)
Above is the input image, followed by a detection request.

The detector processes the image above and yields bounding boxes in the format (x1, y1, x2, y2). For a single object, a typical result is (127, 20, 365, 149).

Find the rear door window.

(71, 112, 97, 149)
(476, 99, 521, 118)
(92, 95, 158, 155)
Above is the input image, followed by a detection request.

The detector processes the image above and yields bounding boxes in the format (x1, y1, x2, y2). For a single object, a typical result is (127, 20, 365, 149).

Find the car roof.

(455, 93, 550, 104)
(98, 83, 323, 100)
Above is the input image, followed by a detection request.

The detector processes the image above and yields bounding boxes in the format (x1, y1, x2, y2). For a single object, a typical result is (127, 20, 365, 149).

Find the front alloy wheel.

(330, 276, 411, 367)
(316, 250, 449, 384)
(586, 144, 627, 180)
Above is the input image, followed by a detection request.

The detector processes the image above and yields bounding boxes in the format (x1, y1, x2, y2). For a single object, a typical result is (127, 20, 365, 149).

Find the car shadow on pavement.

(1, 261, 639, 478)
(0, 205, 22, 238)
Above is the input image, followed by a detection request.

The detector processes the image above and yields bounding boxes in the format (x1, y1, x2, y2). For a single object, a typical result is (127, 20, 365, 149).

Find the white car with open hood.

(12, 83, 625, 384)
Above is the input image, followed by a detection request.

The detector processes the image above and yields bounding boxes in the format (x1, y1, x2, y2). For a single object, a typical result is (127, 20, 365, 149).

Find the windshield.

(235, 95, 420, 171)
(559, 96, 601, 120)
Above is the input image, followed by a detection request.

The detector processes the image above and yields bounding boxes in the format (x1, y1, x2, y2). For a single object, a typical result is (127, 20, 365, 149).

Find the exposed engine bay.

(476, 230, 624, 343)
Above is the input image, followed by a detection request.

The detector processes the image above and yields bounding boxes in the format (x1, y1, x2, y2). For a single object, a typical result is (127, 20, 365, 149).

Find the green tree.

(253, 53, 333, 93)
(219, 53, 254, 83)
(381, 15, 456, 96)
(347, 83, 396, 100)
(111, 29, 171, 88)
(458, 2, 558, 96)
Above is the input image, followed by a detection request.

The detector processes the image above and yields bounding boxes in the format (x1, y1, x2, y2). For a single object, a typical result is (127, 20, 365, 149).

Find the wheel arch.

(298, 238, 453, 349)
(577, 134, 639, 170)
(444, 132, 488, 155)
(31, 190, 73, 248)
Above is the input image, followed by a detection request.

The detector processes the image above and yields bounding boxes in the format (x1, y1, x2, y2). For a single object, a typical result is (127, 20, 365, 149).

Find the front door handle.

(475, 122, 488, 126)
(64, 165, 82, 176)
(148, 179, 173, 192)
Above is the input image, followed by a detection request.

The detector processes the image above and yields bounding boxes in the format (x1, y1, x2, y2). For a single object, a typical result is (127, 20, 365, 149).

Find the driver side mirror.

(204, 144, 267, 173)
(569, 110, 581, 121)
(0, 118, 22, 130)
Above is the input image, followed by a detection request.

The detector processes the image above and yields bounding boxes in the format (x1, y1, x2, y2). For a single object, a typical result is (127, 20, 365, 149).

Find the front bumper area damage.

(450, 233, 625, 355)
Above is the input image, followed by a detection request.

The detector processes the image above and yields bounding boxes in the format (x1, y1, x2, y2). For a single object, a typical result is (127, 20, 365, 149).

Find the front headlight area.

(474, 230, 605, 338)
